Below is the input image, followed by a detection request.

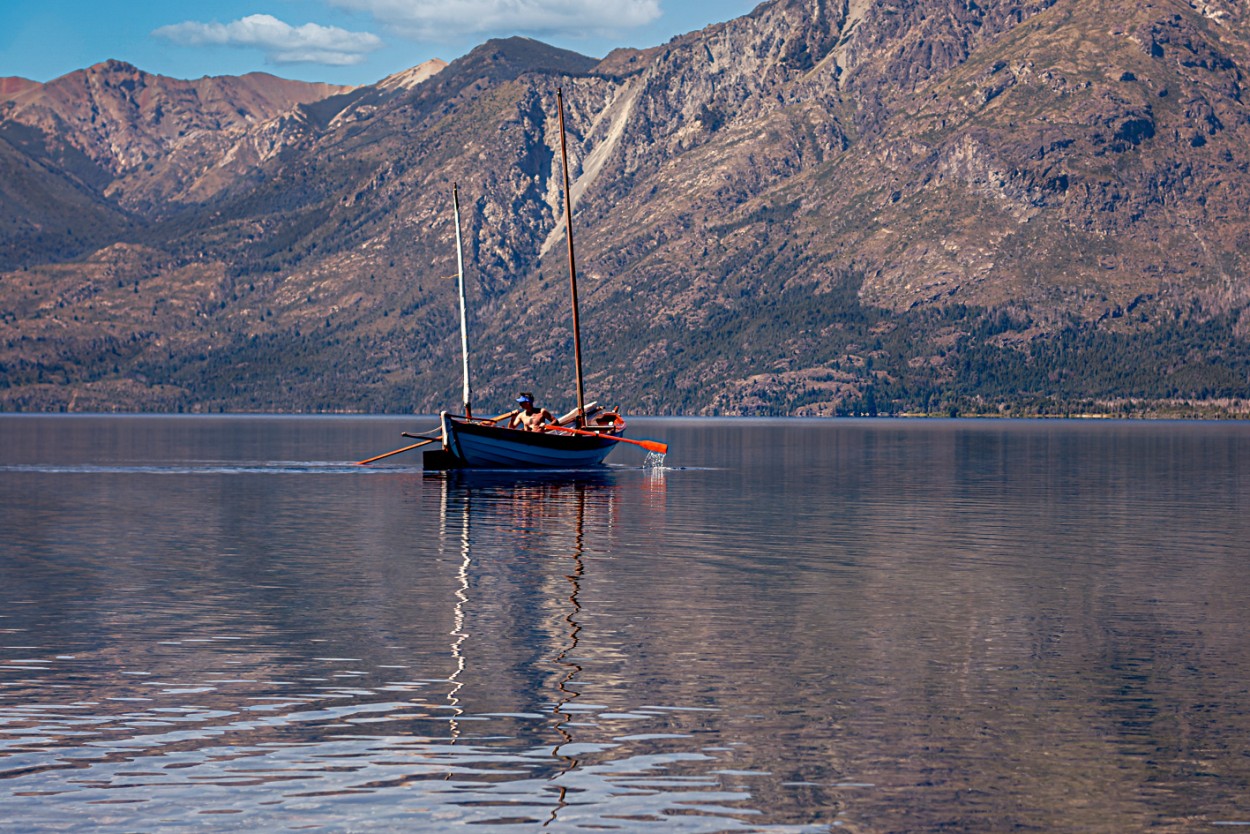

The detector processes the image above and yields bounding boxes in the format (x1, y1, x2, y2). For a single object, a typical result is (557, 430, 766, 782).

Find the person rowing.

(508, 392, 556, 432)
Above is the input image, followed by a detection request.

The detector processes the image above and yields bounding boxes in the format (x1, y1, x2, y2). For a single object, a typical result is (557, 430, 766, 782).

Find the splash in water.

(644, 450, 667, 469)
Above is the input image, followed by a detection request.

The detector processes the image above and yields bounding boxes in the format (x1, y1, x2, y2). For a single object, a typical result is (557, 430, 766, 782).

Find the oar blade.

(550, 423, 668, 456)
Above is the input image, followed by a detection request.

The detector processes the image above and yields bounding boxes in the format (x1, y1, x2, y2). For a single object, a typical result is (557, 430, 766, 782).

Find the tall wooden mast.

(556, 88, 587, 428)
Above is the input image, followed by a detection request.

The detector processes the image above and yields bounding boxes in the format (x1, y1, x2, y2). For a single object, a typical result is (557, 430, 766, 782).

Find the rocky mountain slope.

(0, 62, 355, 271)
(1, 61, 353, 209)
(2, 0, 1248, 416)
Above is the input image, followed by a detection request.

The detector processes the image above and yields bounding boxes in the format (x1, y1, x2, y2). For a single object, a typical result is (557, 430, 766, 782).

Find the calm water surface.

(2, 415, 1249, 832)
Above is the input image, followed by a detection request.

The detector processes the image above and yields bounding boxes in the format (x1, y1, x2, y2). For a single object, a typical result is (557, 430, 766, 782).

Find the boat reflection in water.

(435, 469, 619, 747)
(421, 467, 796, 830)
(0, 449, 819, 832)
(434, 470, 602, 823)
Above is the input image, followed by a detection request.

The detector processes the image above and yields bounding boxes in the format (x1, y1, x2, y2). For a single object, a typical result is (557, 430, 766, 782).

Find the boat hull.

(436, 413, 619, 469)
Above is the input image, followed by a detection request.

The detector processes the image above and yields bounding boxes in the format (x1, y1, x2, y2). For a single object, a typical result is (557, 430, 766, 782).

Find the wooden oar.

(356, 438, 436, 466)
(360, 410, 515, 466)
(552, 425, 668, 455)
(483, 410, 520, 424)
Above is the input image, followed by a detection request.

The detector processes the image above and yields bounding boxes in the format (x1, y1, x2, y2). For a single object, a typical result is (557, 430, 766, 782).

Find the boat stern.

(423, 412, 460, 470)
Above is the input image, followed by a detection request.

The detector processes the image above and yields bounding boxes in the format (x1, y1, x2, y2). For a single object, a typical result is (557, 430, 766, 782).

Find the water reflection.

(421, 469, 754, 829)
(5, 416, 1250, 832)
(0, 452, 812, 832)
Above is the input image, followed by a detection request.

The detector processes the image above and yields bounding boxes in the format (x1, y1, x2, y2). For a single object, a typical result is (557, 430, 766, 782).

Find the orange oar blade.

(635, 438, 668, 455)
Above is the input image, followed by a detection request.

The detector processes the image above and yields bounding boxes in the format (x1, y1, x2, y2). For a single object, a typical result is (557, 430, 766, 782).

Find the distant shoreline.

(3, 408, 1249, 422)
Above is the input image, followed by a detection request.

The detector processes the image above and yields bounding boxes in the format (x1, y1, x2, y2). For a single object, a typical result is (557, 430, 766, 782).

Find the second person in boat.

(508, 392, 556, 432)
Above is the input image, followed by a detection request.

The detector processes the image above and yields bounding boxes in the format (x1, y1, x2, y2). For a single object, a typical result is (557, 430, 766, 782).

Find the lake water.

(2, 415, 1250, 832)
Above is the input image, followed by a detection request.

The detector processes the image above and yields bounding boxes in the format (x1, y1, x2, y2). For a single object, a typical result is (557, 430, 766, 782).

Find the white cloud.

(328, 0, 661, 40)
(152, 14, 384, 66)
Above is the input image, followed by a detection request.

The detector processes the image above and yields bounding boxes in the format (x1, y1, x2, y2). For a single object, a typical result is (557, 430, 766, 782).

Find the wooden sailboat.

(356, 90, 665, 469)
(422, 89, 646, 470)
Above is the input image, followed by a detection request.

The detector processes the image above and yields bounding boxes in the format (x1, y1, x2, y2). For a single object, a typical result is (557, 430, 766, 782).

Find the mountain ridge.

(0, 60, 354, 215)
(2, 0, 1248, 417)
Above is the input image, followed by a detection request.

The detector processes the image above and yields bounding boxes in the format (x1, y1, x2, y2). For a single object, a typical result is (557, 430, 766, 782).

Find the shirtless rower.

(508, 392, 556, 431)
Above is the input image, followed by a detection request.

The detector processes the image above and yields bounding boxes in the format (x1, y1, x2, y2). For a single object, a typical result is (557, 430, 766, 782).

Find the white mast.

(452, 183, 472, 419)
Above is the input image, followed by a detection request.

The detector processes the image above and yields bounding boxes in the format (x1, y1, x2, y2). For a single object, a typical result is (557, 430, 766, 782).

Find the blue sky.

(0, 0, 761, 86)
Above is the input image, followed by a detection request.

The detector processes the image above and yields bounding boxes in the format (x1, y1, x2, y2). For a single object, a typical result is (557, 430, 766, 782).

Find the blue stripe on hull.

(442, 414, 618, 469)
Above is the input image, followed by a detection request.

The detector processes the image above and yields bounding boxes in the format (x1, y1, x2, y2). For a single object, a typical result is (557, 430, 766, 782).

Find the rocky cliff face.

(0, 60, 354, 212)
(836, 0, 1250, 318)
(2, 0, 1248, 416)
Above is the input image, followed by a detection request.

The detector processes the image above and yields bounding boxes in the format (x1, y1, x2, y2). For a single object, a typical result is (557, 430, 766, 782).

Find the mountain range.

(2, 0, 1248, 417)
